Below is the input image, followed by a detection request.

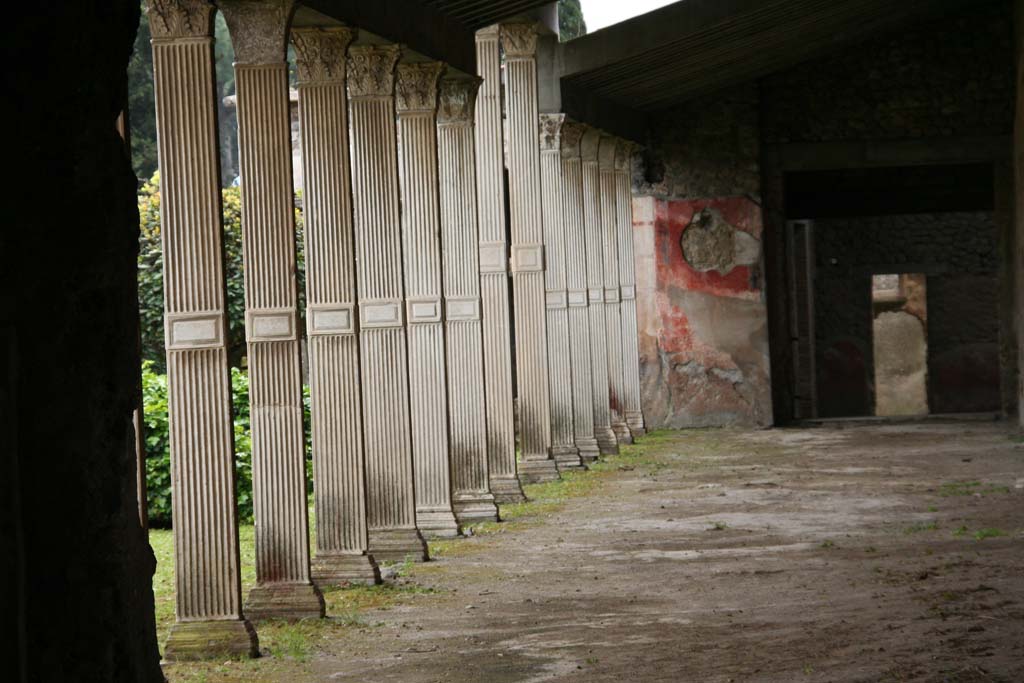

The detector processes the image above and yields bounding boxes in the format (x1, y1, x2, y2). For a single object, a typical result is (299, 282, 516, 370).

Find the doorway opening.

(871, 274, 928, 416)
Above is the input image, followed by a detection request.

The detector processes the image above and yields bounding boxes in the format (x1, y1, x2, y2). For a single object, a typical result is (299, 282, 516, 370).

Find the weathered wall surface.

(814, 213, 1000, 417)
(634, 195, 772, 428)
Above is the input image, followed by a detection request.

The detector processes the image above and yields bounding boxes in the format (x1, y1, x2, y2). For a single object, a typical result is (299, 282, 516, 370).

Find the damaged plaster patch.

(681, 207, 735, 273)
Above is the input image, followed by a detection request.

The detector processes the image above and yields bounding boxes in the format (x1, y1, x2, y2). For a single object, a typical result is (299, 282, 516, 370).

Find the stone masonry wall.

(814, 212, 999, 417)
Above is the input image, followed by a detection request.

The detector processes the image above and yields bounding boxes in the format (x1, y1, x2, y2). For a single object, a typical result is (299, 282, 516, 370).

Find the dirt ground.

(166, 421, 1024, 682)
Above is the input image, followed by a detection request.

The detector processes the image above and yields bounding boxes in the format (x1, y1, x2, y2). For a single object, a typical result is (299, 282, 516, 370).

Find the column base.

(595, 426, 620, 455)
(612, 422, 633, 444)
(245, 582, 325, 622)
(552, 444, 584, 471)
(415, 508, 461, 539)
(368, 527, 429, 563)
(625, 411, 646, 437)
(575, 436, 601, 464)
(311, 552, 381, 587)
(452, 491, 500, 525)
(518, 457, 561, 484)
(489, 473, 527, 504)
(163, 618, 259, 662)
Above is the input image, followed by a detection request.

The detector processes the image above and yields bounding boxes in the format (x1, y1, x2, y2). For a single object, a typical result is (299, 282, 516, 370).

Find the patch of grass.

(938, 481, 1011, 497)
(707, 521, 729, 531)
(820, 540, 836, 549)
(902, 521, 939, 535)
(973, 528, 1006, 541)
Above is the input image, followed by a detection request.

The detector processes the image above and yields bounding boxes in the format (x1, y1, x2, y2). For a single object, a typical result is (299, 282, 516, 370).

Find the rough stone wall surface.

(3, 2, 163, 680)
(634, 84, 760, 202)
(814, 212, 999, 417)
(761, 2, 1014, 144)
(634, 195, 772, 429)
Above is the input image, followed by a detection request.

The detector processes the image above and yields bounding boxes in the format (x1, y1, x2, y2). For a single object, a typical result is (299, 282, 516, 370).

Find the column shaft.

(474, 27, 526, 502)
(599, 137, 633, 444)
(347, 45, 428, 562)
(501, 23, 559, 483)
(560, 123, 601, 462)
(581, 128, 619, 454)
(292, 27, 380, 586)
(615, 141, 647, 436)
(540, 114, 582, 470)
(396, 62, 460, 538)
(148, 0, 257, 658)
(438, 78, 500, 524)
(222, 0, 324, 620)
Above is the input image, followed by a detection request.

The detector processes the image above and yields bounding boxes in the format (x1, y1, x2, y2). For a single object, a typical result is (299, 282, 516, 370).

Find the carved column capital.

(598, 135, 618, 171)
(560, 121, 584, 159)
(146, 0, 214, 40)
(500, 23, 538, 59)
(290, 26, 355, 84)
(437, 77, 481, 125)
(219, 0, 294, 65)
(580, 127, 602, 162)
(539, 113, 565, 152)
(395, 62, 445, 113)
(614, 139, 638, 172)
(476, 24, 500, 40)
(347, 45, 402, 98)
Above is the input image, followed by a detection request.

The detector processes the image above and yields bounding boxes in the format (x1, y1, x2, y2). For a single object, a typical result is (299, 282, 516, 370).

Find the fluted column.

(581, 128, 619, 454)
(148, 0, 258, 659)
(221, 0, 324, 620)
(615, 141, 647, 437)
(474, 27, 525, 502)
(438, 78, 500, 524)
(500, 23, 559, 483)
(395, 62, 460, 538)
(560, 122, 601, 463)
(599, 136, 633, 444)
(347, 45, 428, 562)
(539, 114, 582, 471)
(291, 27, 380, 585)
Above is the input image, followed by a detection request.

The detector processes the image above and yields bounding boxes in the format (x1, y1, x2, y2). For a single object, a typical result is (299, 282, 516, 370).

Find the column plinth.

(222, 0, 324, 620)
(474, 27, 526, 502)
(560, 122, 601, 463)
(147, 0, 257, 658)
(292, 27, 380, 586)
(439, 77, 500, 525)
(615, 141, 647, 437)
(599, 136, 633, 445)
(501, 23, 559, 483)
(540, 114, 582, 471)
(396, 62, 460, 539)
(348, 44, 428, 562)
(581, 128, 619, 455)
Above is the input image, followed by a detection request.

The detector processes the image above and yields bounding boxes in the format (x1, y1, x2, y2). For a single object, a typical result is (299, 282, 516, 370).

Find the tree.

(558, 0, 587, 42)
(127, 4, 157, 182)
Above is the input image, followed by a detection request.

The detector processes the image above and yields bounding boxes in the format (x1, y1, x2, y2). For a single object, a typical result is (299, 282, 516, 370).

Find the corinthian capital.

(539, 114, 565, 152)
(219, 0, 294, 65)
(437, 78, 481, 125)
(146, 0, 214, 40)
(614, 140, 637, 172)
(598, 136, 618, 171)
(500, 23, 538, 59)
(580, 127, 602, 163)
(395, 62, 446, 113)
(347, 45, 402, 99)
(560, 122, 584, 159)
(290, 27, 356, 84)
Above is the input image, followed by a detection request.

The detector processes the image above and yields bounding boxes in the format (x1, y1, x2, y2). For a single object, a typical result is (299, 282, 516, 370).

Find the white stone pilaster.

(395, 62, 460, 538)
(221, 0, 324, 620)
(540, 113, 582, 470)
(148, 0, 258, 659)
(599, 136, 633, 444)
(438, 77, 500, 524)
(500, 23, 559, 483)
(474, 27, 525, 502)
(291, 27, 380, 585)
(580, 128, 619, 454)
(560, 122, 601, 462)
(346, 44, 428, 562)
(615, 141, 647, 436)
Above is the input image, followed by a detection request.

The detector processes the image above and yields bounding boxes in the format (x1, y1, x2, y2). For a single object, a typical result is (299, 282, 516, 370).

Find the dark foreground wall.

(2, 3, 163, 681)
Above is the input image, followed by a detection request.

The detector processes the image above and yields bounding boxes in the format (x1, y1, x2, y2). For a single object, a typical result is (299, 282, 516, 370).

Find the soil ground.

(164, 421, 1024, 682)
